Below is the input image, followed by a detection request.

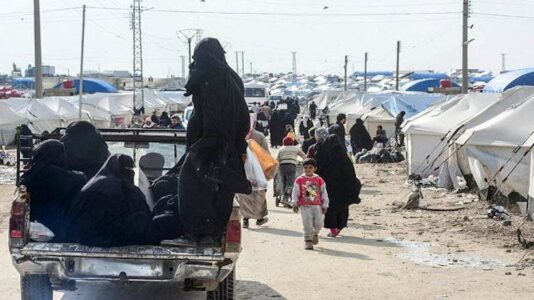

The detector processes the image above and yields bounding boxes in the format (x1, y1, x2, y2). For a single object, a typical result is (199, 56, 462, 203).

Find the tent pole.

(78, 5, 86, 120)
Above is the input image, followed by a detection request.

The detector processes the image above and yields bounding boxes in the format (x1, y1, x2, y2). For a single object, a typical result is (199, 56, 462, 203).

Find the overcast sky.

(1, 0, 533, 77)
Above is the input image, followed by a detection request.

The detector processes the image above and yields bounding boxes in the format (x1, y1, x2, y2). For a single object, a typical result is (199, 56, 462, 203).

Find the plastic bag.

(244, 147, 268, 191)
(248, 140, 279, 180)
(30, 221, 55, 242)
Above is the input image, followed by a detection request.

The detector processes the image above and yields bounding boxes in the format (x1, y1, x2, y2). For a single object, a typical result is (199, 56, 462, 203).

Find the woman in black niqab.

(22, 140, 87, 242)
(349, 118, 373, 154)
(314, 134, 361, 237)
(68, 154, 177, 247)
(61, 121, 110, 179)
(173, 38, 251, 246)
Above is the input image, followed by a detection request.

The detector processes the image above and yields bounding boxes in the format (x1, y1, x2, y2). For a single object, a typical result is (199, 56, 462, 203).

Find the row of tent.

(402, 86, 534, 216)
(0, 89, 191, 146)
(314, 90, 449, 139)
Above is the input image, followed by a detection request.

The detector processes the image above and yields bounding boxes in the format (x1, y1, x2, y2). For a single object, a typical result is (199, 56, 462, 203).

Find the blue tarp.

(11, 78, 36, 89)
(54, 78, 118, 94)
(483, 68, 534, 93)
(470, 74, 493, 83)
(353, 71, 393, 77)
(400, 78, 460, 92)
(408, 72, 449, 80)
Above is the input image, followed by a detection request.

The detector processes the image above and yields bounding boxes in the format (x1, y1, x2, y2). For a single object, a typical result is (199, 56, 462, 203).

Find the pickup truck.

(9, 128, 242, 300)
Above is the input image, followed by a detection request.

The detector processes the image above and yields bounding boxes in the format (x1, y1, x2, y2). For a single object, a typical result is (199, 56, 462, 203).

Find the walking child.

(291, 158, 329, 250)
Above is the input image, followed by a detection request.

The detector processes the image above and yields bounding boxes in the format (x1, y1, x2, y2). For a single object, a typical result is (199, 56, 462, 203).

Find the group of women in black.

(23, 38, 250, 248)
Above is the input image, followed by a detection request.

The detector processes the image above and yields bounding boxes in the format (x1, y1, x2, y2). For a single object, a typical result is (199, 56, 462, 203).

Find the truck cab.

(9, 128, 241, 300)
(244, 82, 269, 107)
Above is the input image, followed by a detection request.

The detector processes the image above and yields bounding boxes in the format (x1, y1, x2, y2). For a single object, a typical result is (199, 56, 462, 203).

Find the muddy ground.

(0, 161, 534, 299)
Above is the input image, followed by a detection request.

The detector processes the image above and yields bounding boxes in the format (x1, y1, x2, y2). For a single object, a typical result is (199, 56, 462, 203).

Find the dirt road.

(1, 162, 534, 299)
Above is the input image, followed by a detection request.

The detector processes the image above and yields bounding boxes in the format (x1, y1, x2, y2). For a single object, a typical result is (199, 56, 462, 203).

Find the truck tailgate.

(20, 243, 225, 261)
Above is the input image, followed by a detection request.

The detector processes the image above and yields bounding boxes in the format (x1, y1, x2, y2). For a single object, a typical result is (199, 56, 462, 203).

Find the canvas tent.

(403, 93, 501, 177)
(439, 87, 534, 189)
(483, 69, 534, 93)
(0, 101, 28, 145)
(455, 94, 534, 198)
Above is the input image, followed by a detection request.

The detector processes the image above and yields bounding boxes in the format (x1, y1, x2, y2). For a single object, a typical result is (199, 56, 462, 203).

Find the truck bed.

(20, 242, 224, 261)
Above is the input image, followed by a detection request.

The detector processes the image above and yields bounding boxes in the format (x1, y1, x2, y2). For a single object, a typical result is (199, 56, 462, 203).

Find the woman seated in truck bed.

(68, 154, 180, 247)
(61, 121, 110, 179)
(22, 140, 87, 242)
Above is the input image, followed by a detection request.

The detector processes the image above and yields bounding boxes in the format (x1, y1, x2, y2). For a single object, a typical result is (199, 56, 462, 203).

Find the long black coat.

(349, 119, 373, 151)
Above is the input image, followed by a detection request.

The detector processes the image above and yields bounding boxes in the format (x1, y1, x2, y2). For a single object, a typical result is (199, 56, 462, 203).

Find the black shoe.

(243, 218, 249, 229)
(161, 236, 197, 247)
(256, 217, 268, 226)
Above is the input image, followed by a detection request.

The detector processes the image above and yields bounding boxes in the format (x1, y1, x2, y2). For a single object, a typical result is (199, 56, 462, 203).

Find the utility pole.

(462, 0, 471, 94)
(33, 0, 43, 98)
(292, 52, 297, 83)
(364, 52, 368, 92)
(501, 53, 507, 72)
(132, 0, 144, 114)
(344, 55, 348, 91)
(180, 55, 185, 78)
(241, 51, 245, 77)
(78, 5, 86, 120)
(396, 41, 401, 91)
(235, 51, 239, 73)
(177, 29, 201, 65)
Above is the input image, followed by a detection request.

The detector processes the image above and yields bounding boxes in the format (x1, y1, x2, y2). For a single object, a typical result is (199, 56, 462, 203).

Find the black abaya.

(61, 121, 109, 178)
(299, 119, 314, 140)
(349, 119, 373, 153)
(68, 154, 179, 247)
(315, 135, 361, 229)
(21, 140, 87, 242)
(179, 38, 251, 242)
(269, 110, 286, 147)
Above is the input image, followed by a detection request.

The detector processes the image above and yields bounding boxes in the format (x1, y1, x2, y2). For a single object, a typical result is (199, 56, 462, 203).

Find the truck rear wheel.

(206, 268, 235, 300)
(21, 274, 53, 300)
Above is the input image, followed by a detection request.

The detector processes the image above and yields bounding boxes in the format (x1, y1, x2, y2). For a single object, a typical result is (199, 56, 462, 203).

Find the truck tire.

(21, 274, 53, 300)
(206, 268, 235, 300)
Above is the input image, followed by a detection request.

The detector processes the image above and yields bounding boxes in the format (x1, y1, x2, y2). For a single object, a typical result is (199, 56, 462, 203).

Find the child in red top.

(291, 158, 329, 250)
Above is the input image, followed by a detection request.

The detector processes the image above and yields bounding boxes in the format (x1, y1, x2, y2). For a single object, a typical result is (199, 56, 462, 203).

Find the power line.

(86, 6, 461, 17)
(473, 12, 534, 20)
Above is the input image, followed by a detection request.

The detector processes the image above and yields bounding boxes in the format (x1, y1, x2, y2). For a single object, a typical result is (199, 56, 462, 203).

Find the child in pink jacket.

(291, 158, 329, 250)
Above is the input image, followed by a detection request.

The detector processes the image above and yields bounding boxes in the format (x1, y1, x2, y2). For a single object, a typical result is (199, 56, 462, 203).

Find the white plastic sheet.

(244, 147, 268, 191)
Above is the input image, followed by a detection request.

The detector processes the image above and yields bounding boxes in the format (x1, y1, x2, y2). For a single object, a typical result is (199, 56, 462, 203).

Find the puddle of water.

(385, 237, 505, 269)
(0, 166, 16, 185)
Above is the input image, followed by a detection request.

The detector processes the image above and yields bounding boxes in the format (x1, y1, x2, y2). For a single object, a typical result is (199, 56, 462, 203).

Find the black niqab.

(68, 154, 156, 247)
(61, 121, 109, 178)
(22, 140, 87, 242)
(349, 119, 373, 151)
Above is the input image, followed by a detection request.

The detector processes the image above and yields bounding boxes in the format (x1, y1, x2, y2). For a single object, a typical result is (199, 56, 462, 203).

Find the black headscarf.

(22, 140, 87, 242)
(315, 135, 361, 213)
(159, 111, 171, 127)
(68, 154, 156, 247)
(61, 121, 109, 178)
(349, 119, 373, 151)
(183, 37, 251, 194)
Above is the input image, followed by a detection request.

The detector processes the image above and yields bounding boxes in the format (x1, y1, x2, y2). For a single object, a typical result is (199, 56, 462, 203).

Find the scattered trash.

(502, 220, 512, 226)
(505, 271, 512, 275)
(487, 205, 511, 221)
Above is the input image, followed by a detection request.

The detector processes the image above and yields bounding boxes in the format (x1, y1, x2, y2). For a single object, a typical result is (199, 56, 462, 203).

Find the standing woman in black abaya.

(165, 38, 251, 247)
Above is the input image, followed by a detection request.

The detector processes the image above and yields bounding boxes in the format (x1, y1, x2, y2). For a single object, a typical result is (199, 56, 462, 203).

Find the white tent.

(0, 101, 28, 145)
(527, 136, 534, 218)
(36, 97, 92, 126)
(403, 93, 501, 177)
(456, 94, 534, 198)
(69, 93, 134, 128)
(439, 87, 534, 189)
(5, 98, 66, 133)
(153, 90, 191, 112)
(361, 107, 395, 138)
